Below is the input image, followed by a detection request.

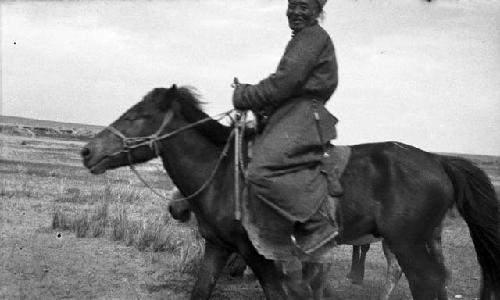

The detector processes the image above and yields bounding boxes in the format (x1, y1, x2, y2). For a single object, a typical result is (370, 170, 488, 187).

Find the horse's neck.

(158, 129, 232, 201)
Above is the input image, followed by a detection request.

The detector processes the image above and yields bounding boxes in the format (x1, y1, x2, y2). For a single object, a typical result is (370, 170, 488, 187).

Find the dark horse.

(81, 86, 500, 299)
(169, 192, 445, 300)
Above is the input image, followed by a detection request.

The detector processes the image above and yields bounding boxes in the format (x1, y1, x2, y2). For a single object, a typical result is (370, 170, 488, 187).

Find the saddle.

(240, 118, 344, 197)
(321, 148, 346, 197)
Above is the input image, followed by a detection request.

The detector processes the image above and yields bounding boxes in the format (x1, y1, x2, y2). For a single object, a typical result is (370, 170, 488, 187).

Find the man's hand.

(232, 77, 253, 110)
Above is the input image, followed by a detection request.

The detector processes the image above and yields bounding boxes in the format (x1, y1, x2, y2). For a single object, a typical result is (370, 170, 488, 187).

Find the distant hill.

(0, 115, 104, 132)
(1, 115, 499, 177)
(0, 115, 104, 141)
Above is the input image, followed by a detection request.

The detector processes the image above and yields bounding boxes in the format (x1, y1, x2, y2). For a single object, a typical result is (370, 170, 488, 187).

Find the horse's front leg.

(190, 240, 231, 300)
(303, 262, 332, 300)
(244, 250, 288, 300)
(244, 247, 314, 300)
(347, 244, 370, 284)
(347, 245, 361, 281)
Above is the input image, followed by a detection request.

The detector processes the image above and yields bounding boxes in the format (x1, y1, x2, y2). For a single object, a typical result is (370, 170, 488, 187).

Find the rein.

(105, 109, 235, 202)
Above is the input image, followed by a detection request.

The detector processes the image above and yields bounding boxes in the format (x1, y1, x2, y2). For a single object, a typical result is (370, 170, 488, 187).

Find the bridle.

(104, 109, 235, 202)
(105, 110, 174, 157)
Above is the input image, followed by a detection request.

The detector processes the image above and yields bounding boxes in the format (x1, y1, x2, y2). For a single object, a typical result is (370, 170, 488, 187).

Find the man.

(233, 0, 341, 254)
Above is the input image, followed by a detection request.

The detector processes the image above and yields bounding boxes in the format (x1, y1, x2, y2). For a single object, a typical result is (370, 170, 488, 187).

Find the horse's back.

(345, 141, 450, 186)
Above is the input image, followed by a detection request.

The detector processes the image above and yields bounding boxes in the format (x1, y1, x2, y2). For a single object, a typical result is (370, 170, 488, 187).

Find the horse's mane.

(168, 86, 232, 145)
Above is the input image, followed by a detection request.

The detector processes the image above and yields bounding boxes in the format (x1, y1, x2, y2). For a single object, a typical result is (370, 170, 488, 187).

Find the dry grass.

(110, 203, 130, 242)
(50, 183, 204, 274)
(51, 207, 73, 231)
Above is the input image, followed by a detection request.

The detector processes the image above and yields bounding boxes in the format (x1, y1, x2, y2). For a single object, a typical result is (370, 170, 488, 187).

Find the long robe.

(233, 23, 339, 222)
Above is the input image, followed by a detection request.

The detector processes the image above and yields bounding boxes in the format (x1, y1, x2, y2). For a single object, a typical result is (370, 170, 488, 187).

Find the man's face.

(287, 0, 319, 32)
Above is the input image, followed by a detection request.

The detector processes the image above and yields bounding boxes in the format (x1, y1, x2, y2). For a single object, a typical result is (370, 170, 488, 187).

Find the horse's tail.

(439, 155, 500, 299)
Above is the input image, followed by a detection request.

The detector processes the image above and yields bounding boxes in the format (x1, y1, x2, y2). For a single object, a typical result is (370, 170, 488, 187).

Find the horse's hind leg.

(380, 240, 402, 300)
(389, 242, 447, 300)
(428, 225, 448, 300)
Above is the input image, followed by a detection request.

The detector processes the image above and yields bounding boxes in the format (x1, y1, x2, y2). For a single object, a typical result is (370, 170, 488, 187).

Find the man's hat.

(315, 0, 327, 8)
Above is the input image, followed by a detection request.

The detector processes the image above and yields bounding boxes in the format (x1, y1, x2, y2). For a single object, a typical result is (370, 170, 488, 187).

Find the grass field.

(1, 128, 499, 299)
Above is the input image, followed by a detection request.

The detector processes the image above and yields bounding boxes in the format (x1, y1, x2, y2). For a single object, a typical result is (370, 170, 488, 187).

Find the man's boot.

(291, 198, 339, 254)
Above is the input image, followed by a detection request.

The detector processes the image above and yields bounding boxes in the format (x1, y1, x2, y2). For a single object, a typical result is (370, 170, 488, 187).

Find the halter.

(104, 109, 235, 202)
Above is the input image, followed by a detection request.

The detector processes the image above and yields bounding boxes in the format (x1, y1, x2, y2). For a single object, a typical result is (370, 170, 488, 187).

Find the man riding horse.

(232, 0, 341, 254)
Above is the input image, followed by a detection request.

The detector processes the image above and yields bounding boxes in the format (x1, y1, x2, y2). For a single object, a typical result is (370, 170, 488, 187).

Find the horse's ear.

(165, 84, 177, 96)
(159, 85, 177, 111)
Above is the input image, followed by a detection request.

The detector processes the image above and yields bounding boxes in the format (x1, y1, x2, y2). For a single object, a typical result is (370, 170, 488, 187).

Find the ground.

(1, 131, 499, 299)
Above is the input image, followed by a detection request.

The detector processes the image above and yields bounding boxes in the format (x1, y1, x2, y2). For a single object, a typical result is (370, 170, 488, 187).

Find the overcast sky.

(1, 0, 499, 155)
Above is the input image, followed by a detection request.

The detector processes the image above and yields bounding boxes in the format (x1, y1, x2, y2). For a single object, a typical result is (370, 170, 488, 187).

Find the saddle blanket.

(242, 145, 352, 262)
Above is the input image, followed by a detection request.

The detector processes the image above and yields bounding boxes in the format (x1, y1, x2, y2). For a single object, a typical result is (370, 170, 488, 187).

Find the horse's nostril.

(81, 147, 91, 158)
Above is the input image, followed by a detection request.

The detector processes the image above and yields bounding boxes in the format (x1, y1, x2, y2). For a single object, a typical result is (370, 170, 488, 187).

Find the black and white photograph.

(1, 0, 499, 299)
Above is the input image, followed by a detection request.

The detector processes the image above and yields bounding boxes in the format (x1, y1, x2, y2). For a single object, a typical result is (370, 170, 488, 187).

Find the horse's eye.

(124, 115, 138, 121)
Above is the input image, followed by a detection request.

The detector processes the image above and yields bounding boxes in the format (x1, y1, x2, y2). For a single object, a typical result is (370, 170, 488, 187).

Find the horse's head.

(168, 190, 192, 223)
(81, 84, 184, 174)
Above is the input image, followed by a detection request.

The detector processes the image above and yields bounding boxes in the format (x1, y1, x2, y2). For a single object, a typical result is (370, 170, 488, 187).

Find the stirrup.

(290, 229, 339, 255)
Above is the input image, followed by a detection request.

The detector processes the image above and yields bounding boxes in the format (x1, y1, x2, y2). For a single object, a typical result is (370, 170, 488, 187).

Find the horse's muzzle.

(81, 146, 91, 160)
(80, 143, 108, 174)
